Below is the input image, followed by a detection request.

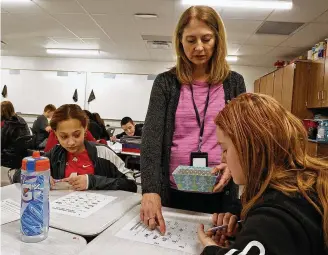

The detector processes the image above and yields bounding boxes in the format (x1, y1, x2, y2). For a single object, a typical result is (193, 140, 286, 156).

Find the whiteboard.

(1, 69, 86, 114)
(87, 73, 154, 121)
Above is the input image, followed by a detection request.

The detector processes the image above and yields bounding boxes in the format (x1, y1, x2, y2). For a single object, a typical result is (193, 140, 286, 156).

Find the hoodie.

(201, 189, 327, 255)
(1, 115, 30, 152)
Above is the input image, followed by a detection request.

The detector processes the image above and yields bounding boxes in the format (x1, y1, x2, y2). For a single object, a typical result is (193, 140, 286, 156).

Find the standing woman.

(140, 5, 246, 234)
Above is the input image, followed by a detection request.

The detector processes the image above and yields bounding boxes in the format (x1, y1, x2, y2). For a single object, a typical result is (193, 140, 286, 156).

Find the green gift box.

(172, 165, 218, 193)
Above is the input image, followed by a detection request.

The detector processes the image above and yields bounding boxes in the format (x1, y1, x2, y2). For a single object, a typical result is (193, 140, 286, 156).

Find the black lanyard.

(190, 84, 211, 152)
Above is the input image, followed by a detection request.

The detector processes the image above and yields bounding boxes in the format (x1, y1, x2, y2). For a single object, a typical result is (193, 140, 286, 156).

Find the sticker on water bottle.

(21, 174, 47, 236)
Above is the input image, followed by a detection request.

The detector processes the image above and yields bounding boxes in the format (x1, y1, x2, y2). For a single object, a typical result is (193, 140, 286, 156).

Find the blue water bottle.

(20, 151, 50, 242)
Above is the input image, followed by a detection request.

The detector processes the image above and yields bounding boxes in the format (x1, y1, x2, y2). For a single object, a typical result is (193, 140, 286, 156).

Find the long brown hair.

(215, 93, 328, 244)
(1, 101, 16, 120)
(173, 5, 230, 84)
(50, 104, 88, 131)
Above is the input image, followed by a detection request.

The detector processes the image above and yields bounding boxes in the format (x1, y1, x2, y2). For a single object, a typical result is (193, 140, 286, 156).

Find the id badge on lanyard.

(189, 84, 210, 167)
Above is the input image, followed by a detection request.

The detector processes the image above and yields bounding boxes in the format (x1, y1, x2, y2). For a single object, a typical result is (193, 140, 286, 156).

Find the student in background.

(110, 117, 143, 142)
(93, 112, 110, 140)
(32, 104, 56, 148)
(1, 101, 30, 166)
(43, 104, 136, 192)
(198, 93, 328, 255)
(83, 110, 102, 140)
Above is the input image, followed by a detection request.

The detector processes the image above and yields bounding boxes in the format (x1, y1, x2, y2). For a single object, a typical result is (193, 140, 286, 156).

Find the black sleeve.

(35, 116, 48, 132)
(140, 74, 167, 195)
(115, 132, 126, 140)
(201, 206, 313, 255)
(88, 147, 137, 192)
(88, 122, 102, 140)
(1, 123, 9, 150)
(236, 74, 247, 95)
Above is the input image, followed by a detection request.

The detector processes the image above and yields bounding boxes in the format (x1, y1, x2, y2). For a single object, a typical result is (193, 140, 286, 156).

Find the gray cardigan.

(141, 70, 246, 206)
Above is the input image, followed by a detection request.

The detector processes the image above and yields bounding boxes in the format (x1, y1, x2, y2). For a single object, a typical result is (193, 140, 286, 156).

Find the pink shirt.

(169, 81, 226, 188)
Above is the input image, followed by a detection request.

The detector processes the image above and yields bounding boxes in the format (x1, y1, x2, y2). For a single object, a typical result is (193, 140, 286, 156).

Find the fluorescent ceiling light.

(46, 49, 100, 56)
(134, 13, 158, 19)
(181, 0, 293, 10)
(226, 56, 238, 62)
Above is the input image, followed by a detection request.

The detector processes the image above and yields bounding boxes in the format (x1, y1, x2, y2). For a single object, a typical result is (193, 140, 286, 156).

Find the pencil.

(207, 220, 243, 233)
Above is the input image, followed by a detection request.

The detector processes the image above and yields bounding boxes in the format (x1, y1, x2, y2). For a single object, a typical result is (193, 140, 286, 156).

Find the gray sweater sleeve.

(141, 74, 167, 194)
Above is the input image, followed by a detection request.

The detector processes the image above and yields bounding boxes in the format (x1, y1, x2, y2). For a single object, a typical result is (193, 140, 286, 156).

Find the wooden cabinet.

(266, 73, 274, 97)
(273, 68, 283, 103)
(281, 64, 295, 112)
(260, 76, 267, 94)
(307, 141, 328, 158)
(254, 62, 312, 119)
(254, 79, 260, 93)
(307, 61, 325, 108)
(323, 58, 328, 107)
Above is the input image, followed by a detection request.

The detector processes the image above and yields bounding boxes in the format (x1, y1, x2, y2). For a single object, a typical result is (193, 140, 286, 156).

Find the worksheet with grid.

(51, 192, 117, 218)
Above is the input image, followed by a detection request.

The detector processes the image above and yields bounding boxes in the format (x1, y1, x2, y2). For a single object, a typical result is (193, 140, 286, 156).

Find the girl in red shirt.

(45, 104, 136, 192)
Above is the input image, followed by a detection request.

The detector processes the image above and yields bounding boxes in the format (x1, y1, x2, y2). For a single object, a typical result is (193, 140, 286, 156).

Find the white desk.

(79, 205, 212, 255)
(1, 221, 86, 255)
(50, 190, 141, 236)
(1, 184, 142, 237)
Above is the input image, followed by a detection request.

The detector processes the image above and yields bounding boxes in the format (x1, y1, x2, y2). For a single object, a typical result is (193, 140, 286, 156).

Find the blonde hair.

(173, 5, 230, 84)
(215, 93, 328, 245)
(1, 101, 16, 120)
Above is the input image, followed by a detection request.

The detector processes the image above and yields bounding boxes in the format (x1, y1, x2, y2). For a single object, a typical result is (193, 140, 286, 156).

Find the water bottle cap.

(32, 151, 41, 158)
(22, 152, 50, 172)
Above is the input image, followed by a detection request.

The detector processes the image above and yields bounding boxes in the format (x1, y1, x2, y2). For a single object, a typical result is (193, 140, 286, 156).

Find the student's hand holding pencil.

(212, 212, 240, 246)
(198, 212, 241, 248)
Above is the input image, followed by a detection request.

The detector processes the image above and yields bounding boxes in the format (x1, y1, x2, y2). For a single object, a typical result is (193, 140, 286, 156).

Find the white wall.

(1, 56, 273, 92)
(1, 56, 273, 129)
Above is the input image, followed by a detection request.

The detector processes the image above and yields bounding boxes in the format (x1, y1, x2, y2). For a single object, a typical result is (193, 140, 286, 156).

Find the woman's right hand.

(211, 212, 239, 247)
(140, 193, 166, 235)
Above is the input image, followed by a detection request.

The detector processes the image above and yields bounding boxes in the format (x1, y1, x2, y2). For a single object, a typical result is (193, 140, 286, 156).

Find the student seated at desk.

(1, 101, 30, 166)
(110, 117, 143, 142)
(93, 112, 110, 140)
(198, 93, 328, 255)
(32, 104, 56, 148)
(45, 104, 137, 192)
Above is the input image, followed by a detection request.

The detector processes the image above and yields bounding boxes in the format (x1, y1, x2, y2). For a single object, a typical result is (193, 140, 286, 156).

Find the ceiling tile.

(237, 45, 274, 55)
(53, 14, 105, 38)
(267, 46, 304, 57)
(227, 44, 240, 55)
(1, 13, 74, 38)
(245, 34, 289, 46)
(92, 14, 141, 43)
(221, 8, 272, 21)
(268, 0, 328, 23)
(280, 23, 328, 48)
(1, 1, 43, 14)
(224, 19, 262, 34)
(78, 0, 175, 16)
(34, 0, 85, 14)
(315, 10, 328, 23)
(135, 17, 176, 37)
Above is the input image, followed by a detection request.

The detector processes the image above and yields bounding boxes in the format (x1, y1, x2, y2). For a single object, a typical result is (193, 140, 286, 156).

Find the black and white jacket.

(202, 189, 327, 255)
(47, 141, 137, 192)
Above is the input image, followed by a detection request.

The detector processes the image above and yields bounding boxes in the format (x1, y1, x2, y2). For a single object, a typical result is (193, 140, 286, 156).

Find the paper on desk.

(1, 199, 20, 225)
(115, 214, 210, 254)
(51, 192, 117, 218)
